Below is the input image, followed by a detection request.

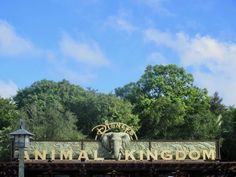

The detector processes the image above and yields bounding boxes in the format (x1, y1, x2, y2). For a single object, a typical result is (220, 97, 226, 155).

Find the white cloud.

(107, 15, 136, 33)
(59, 33, 109, 67)
(0, 80, 18, 98)
(144, 28, 236, 106)
(194, 71, 236, 107)
(0, 20, 35, 56)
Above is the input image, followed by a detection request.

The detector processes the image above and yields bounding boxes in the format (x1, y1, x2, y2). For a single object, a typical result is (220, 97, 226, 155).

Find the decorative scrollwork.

(91, 121, 138, 140)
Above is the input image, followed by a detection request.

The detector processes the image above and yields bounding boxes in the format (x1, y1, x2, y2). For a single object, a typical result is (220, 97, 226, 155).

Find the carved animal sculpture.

(101, 132, 131, 160)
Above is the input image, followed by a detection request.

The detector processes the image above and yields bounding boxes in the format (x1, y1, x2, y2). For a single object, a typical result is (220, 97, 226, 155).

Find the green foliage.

(0, 98, 18, 129)
(14, 79, 139, 139)
(138, 96, 186, 139)
(136, 65, 194, 100)
(115, 82, 140, 104)
(70, 92, 139, 135)
(0, 98, 18, 161)
(210, 92, 226, 116)
(116, 64, 220, 139)
(220, 108, 236, 160)
(14, 80, 86, 140)
(14, 79, 85, 110)
(19, 99, 83, 140)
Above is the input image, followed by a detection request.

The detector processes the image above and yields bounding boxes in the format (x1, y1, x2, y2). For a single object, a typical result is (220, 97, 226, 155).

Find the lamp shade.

(10, 126, 34, 148)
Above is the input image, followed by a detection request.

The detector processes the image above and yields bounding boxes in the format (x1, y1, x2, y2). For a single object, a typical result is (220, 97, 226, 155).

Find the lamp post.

(10, 120, 34, 177)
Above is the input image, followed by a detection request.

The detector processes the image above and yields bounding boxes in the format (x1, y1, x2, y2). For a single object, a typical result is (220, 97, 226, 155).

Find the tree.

(210, 92, 226, 116)
(116, 64, 220, 139)
(138, 96, 185, 139)
(14, 79, 85, 110)
(19, 99, 83, 140)
(220, 107, 236, 160)
(115, 82, 140, 104)
(70, 92, 139, 136)
(0, 98, 18, 160)
(14, 79, 139, 139)
(14, 80, 86, 140)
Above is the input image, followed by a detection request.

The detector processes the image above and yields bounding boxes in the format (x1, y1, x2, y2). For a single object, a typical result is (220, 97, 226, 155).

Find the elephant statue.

(101, 132, 131, 160)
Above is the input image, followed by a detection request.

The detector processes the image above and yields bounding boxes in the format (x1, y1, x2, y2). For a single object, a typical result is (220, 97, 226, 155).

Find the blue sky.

(0, 0, 236, 106)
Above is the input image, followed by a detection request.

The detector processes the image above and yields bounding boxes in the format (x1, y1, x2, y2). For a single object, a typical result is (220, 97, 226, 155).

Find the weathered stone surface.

(18, 140, 217, 160)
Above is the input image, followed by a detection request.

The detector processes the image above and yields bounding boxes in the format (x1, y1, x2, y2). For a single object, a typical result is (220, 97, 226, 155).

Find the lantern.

(10, 120, 34, 149)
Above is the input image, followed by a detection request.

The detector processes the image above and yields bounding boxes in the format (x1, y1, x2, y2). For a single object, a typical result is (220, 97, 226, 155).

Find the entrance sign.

(19, 140, 217, 161)
(13, 122, 218, 161)
(7, 122, 236, 177)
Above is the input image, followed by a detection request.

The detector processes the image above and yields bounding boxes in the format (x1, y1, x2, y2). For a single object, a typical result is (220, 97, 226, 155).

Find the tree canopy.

(220, 108, 236, 160)
(0, 98, 18, 160)
(116, 65, 220, 139)
(13, 79, 139, 139)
